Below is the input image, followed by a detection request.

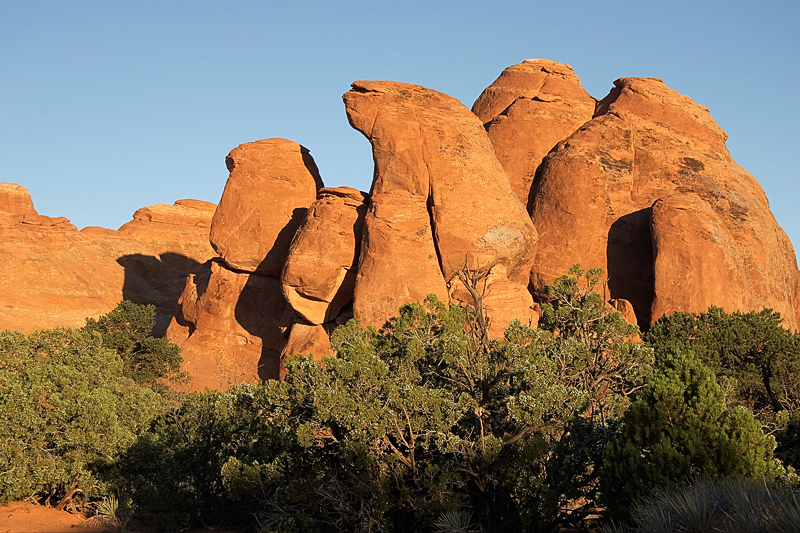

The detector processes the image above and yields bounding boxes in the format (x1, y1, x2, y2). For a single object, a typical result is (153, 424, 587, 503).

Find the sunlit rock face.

(526, 76, 798, 329)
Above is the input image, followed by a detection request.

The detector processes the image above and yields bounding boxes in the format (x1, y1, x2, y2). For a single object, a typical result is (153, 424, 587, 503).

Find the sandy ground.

(0, 502, 115, 533)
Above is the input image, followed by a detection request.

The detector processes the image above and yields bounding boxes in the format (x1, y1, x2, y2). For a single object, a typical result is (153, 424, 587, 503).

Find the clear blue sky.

(2, 1, 798, 249)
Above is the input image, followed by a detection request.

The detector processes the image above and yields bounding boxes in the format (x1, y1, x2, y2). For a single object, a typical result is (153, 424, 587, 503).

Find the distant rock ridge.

(0, 183, 217, 335)
(3, 58, 798, 391)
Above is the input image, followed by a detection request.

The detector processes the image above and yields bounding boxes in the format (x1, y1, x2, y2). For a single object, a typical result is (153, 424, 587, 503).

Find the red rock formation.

(649, 195, 749, 322)
(473, 60, 596, 207)
(281, 187, 368, 325)
(0, 184, 216, 334)
(343, 80, 537, 334)
(166, 260, 289, 389)
(482, 274, 537, 337)
(352, 190, 449, 328)
(169, 140, 330, 388)
(609, 298, 638, 327)
(210, 139, 323, 276)
(344, 81, 536, 282)
(0, 183, 38, 217)
(280, 322, 333, 378)
(529, 77, 799, 329)
(1, 183, 75, 229)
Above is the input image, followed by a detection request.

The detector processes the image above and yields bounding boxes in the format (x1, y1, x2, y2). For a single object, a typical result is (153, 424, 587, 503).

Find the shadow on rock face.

(117, 252, 204, 336)
(606, 208, 655, 329)
(235, 259, 296, 382)
(261, 207, 309, 277)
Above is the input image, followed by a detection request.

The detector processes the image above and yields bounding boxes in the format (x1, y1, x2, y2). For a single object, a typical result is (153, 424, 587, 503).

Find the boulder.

(473, 60, 596, 207)
(280, 322, 333, 378)
(608, 298, 638, 327)
(209, 138, 323, 276)
(281, 187, 368, 324)
(344, 80, 537, 284)
(352, 190, 449, 328)
(650, 195, 749, 322)
(166, 260, 290, 390)
(529, 77, 799, 329)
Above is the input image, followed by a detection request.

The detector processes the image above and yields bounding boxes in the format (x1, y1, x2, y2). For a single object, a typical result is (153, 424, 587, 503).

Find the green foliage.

(220, 265, 652, 532)
(109, 389, 266, 528)
(83, 301, 183, 387)
(0, 328, 162, 506)
(601, 349, 780, 519)
(645, 307, 800, 467)
(539, 264, 653, 420)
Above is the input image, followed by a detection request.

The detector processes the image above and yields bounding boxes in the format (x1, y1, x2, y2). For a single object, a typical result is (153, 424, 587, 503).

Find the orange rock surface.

(649, 195, 750, 322)
(168, 139, 333, 389)
(209, 138, 323, 276)
(345, 80, 536, 283)
(344, 80, 537, 334)
(608, 298, 638, 327)
(281, 322, 333, 378)
(529, 77, 799, 328)
(167, 260, 289, 389)
(473, 59, 596, 207)
(352, 190, 449, 328)
(0, 185, 216, 335)
(281, 187, 368, 325)
(6, 59, 800, 389)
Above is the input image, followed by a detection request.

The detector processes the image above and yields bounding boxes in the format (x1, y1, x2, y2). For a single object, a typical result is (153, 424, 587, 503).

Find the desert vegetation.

(1, 267, 800, 532)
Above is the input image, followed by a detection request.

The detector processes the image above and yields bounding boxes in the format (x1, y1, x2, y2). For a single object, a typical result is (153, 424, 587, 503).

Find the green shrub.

(645, 307, 800, 468)
(83, 300, 183, 388)
(0, 328, 162, 506)
(601, 349, 781, 519)
(220, 266, 653, 532)
(109, 389, 266, 528)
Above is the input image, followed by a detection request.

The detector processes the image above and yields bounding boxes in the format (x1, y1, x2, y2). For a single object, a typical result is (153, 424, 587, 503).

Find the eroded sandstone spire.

(343, 80, 538, 332)
(209, 138, 323, 276)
